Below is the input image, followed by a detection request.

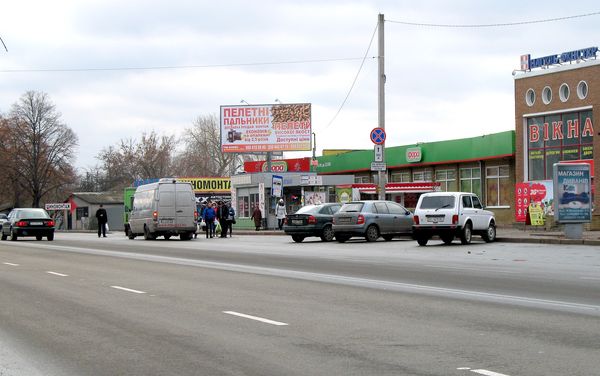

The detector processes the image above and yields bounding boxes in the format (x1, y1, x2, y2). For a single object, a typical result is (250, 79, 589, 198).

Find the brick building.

(514, 48, 598, 228)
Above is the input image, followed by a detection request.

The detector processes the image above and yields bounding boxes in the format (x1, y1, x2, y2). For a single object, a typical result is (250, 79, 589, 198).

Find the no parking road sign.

(370, 127, 386, 145)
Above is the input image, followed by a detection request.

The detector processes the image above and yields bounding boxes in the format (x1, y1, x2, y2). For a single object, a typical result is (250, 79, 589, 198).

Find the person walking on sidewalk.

(95, 204, 108, 238)
(251, 204, 262, 231)
(217, 201, 230, 238)
(276, 198, 287, 230)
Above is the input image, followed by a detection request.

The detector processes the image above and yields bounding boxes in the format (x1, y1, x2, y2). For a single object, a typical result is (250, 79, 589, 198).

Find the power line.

(0, 57, 367, 73)
(323, 21, 378, 130)
(386, 11, 600, 28)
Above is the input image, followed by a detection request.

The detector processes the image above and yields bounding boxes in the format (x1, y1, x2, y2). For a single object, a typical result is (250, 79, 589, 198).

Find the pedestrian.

(251, 204, 262, 231)
(203, 202, 216, 238)
(95, 204, 108, 238)
(226, 202, 236, 237)
(217, 201, 229, 238)
(276, 198, 287, 230)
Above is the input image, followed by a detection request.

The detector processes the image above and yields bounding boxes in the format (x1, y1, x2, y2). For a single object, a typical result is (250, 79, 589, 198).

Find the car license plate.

(30, 221, 43, 226)
(339, 217, 352, 224)
(160, 219, 174, 224)
(292, 219, 304, 225)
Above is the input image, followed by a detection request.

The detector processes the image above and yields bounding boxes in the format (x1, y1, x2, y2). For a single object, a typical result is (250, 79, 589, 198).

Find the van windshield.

(420, 196, 455, 210)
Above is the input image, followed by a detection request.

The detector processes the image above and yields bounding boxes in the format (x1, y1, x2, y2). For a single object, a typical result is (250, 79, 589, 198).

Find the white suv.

(412, 192, 496, 246)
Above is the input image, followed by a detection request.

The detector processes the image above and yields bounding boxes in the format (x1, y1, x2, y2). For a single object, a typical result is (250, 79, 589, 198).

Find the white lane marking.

(110, 285, 146, 294)
(457, 367, 471, 370)
(46, 271, 68, 277)
(471, 369, 511, 376)
(223, 311, 288, 326)
(580, 277, 600, 280)
(425, 264, 517, 274)
(3, 262, 19, 266)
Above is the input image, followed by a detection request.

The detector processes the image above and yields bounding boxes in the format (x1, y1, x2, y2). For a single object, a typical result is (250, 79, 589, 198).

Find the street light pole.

(377, 13, 386, 200)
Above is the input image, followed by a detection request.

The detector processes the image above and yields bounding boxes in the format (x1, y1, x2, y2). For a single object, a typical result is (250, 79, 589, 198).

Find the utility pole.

(377, 13, 386, 200)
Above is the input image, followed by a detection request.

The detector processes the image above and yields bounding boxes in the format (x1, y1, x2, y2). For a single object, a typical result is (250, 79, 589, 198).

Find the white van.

(127, 179, 197, 240)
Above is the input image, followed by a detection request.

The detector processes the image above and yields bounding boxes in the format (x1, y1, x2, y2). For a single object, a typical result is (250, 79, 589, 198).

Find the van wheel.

(365, 225, 379, 242)
(164, 235, 171, 240)
(460, 223, 472, 245)
(482, 223, 496, 243)
(143, 226, 155, 240)
(1, 233, 6, 240)
(180, 232, 193, 240)
(320, 225, 335, 242)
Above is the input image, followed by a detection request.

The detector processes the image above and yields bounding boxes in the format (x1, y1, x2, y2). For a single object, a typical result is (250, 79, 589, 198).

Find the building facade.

(514, 52, 598, 228)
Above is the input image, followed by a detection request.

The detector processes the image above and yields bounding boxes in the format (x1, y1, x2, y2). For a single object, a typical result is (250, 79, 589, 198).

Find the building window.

(559, 83, 570, 102)
(486, 165, 510, 207)
(435, 169, 456, 191)
(354, 175, 370, 184)
(527, 110, 594, 180)
(237, 193, 259, 218)
(413, 169, 433, 182)
(525, 88, 535, 106)
(577, 80, 588, 99)
(542, 86, 552, 104)
(460, 167, 482, 197)
(390, 171, 411, 182)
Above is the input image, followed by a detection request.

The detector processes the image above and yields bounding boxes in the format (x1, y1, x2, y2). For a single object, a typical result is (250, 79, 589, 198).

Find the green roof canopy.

(317, 131, 515, 174)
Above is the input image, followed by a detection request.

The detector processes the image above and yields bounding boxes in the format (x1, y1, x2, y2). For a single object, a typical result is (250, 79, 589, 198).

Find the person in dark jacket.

(226, 203, 235, 237)
(202, 202, 216, 238)
(251, 205, 262, 231)
(95, 204, 108, 238)
(217, 201, 229, 238)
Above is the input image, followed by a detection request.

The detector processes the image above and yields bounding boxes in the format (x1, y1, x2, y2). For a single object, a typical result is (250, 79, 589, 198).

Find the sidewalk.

(232, 226, 600, 246)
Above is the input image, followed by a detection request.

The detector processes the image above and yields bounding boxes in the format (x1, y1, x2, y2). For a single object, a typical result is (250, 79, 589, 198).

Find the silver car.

(332, 200, 413, 242)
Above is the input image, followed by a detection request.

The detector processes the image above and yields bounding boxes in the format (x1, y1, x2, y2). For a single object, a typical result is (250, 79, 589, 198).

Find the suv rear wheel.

(460, 222, 472, 245)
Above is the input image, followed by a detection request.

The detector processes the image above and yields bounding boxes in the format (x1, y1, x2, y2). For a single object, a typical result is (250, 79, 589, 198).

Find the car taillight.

(16, 221, 27, 227)
(47, 220, 55, 227)
(413, 215, 419, 225)
(284, 218, 288, 225)
(452, 215, 459, 225)
(307, 215, 317, 224)
(357, 214, 365, 225)
(153, 211, 158, 221)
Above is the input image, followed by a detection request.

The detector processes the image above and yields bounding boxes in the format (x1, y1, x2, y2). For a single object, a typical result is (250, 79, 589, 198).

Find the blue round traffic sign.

(370, 127, 386, 145)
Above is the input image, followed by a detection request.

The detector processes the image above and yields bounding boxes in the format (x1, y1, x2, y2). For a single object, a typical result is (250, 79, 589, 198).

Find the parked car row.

(283, 192, 497, 246)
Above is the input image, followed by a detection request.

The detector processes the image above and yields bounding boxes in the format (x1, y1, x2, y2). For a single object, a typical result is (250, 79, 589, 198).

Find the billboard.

(244, 157, 312, 173)
(220, 103, 312, 153)
(553, 163, 592, 223)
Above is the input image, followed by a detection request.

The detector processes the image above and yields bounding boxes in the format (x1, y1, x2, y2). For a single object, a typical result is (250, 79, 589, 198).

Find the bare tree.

(95, 131, 176, 190)
(1, 91, 78, 207)
(176, 114, 253, 176)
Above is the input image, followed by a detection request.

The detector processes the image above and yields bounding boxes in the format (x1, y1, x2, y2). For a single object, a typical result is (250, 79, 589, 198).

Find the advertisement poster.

(304, 191, 326, 205)
(272, 175, 283, 198)
(336, 187, 352, 203)
(244, 157, 312, 173)
(220, 104, 312, 153)
(553, 163, 592, 223)
(514, 183, 530, 222)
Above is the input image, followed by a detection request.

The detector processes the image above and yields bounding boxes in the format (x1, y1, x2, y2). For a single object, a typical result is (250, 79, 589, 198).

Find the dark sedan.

(283, 203, 342, 242)
(1, 208, 55, 241)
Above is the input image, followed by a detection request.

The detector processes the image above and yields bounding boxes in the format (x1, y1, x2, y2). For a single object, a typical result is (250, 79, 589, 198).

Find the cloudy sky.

(1, 1, 598, 170)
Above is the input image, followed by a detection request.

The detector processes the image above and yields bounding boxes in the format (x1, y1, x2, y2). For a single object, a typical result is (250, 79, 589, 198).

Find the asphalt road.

(1, 233, 599, 376)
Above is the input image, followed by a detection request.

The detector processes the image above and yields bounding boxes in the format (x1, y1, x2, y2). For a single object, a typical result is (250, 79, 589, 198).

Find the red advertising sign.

(515, 183, 530, 222)
(244, 158, 312, 173)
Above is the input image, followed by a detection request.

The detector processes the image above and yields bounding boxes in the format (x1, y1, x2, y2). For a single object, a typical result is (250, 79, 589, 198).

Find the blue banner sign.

(553, 163, 592, 223)
(521, 47, 598, 70)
